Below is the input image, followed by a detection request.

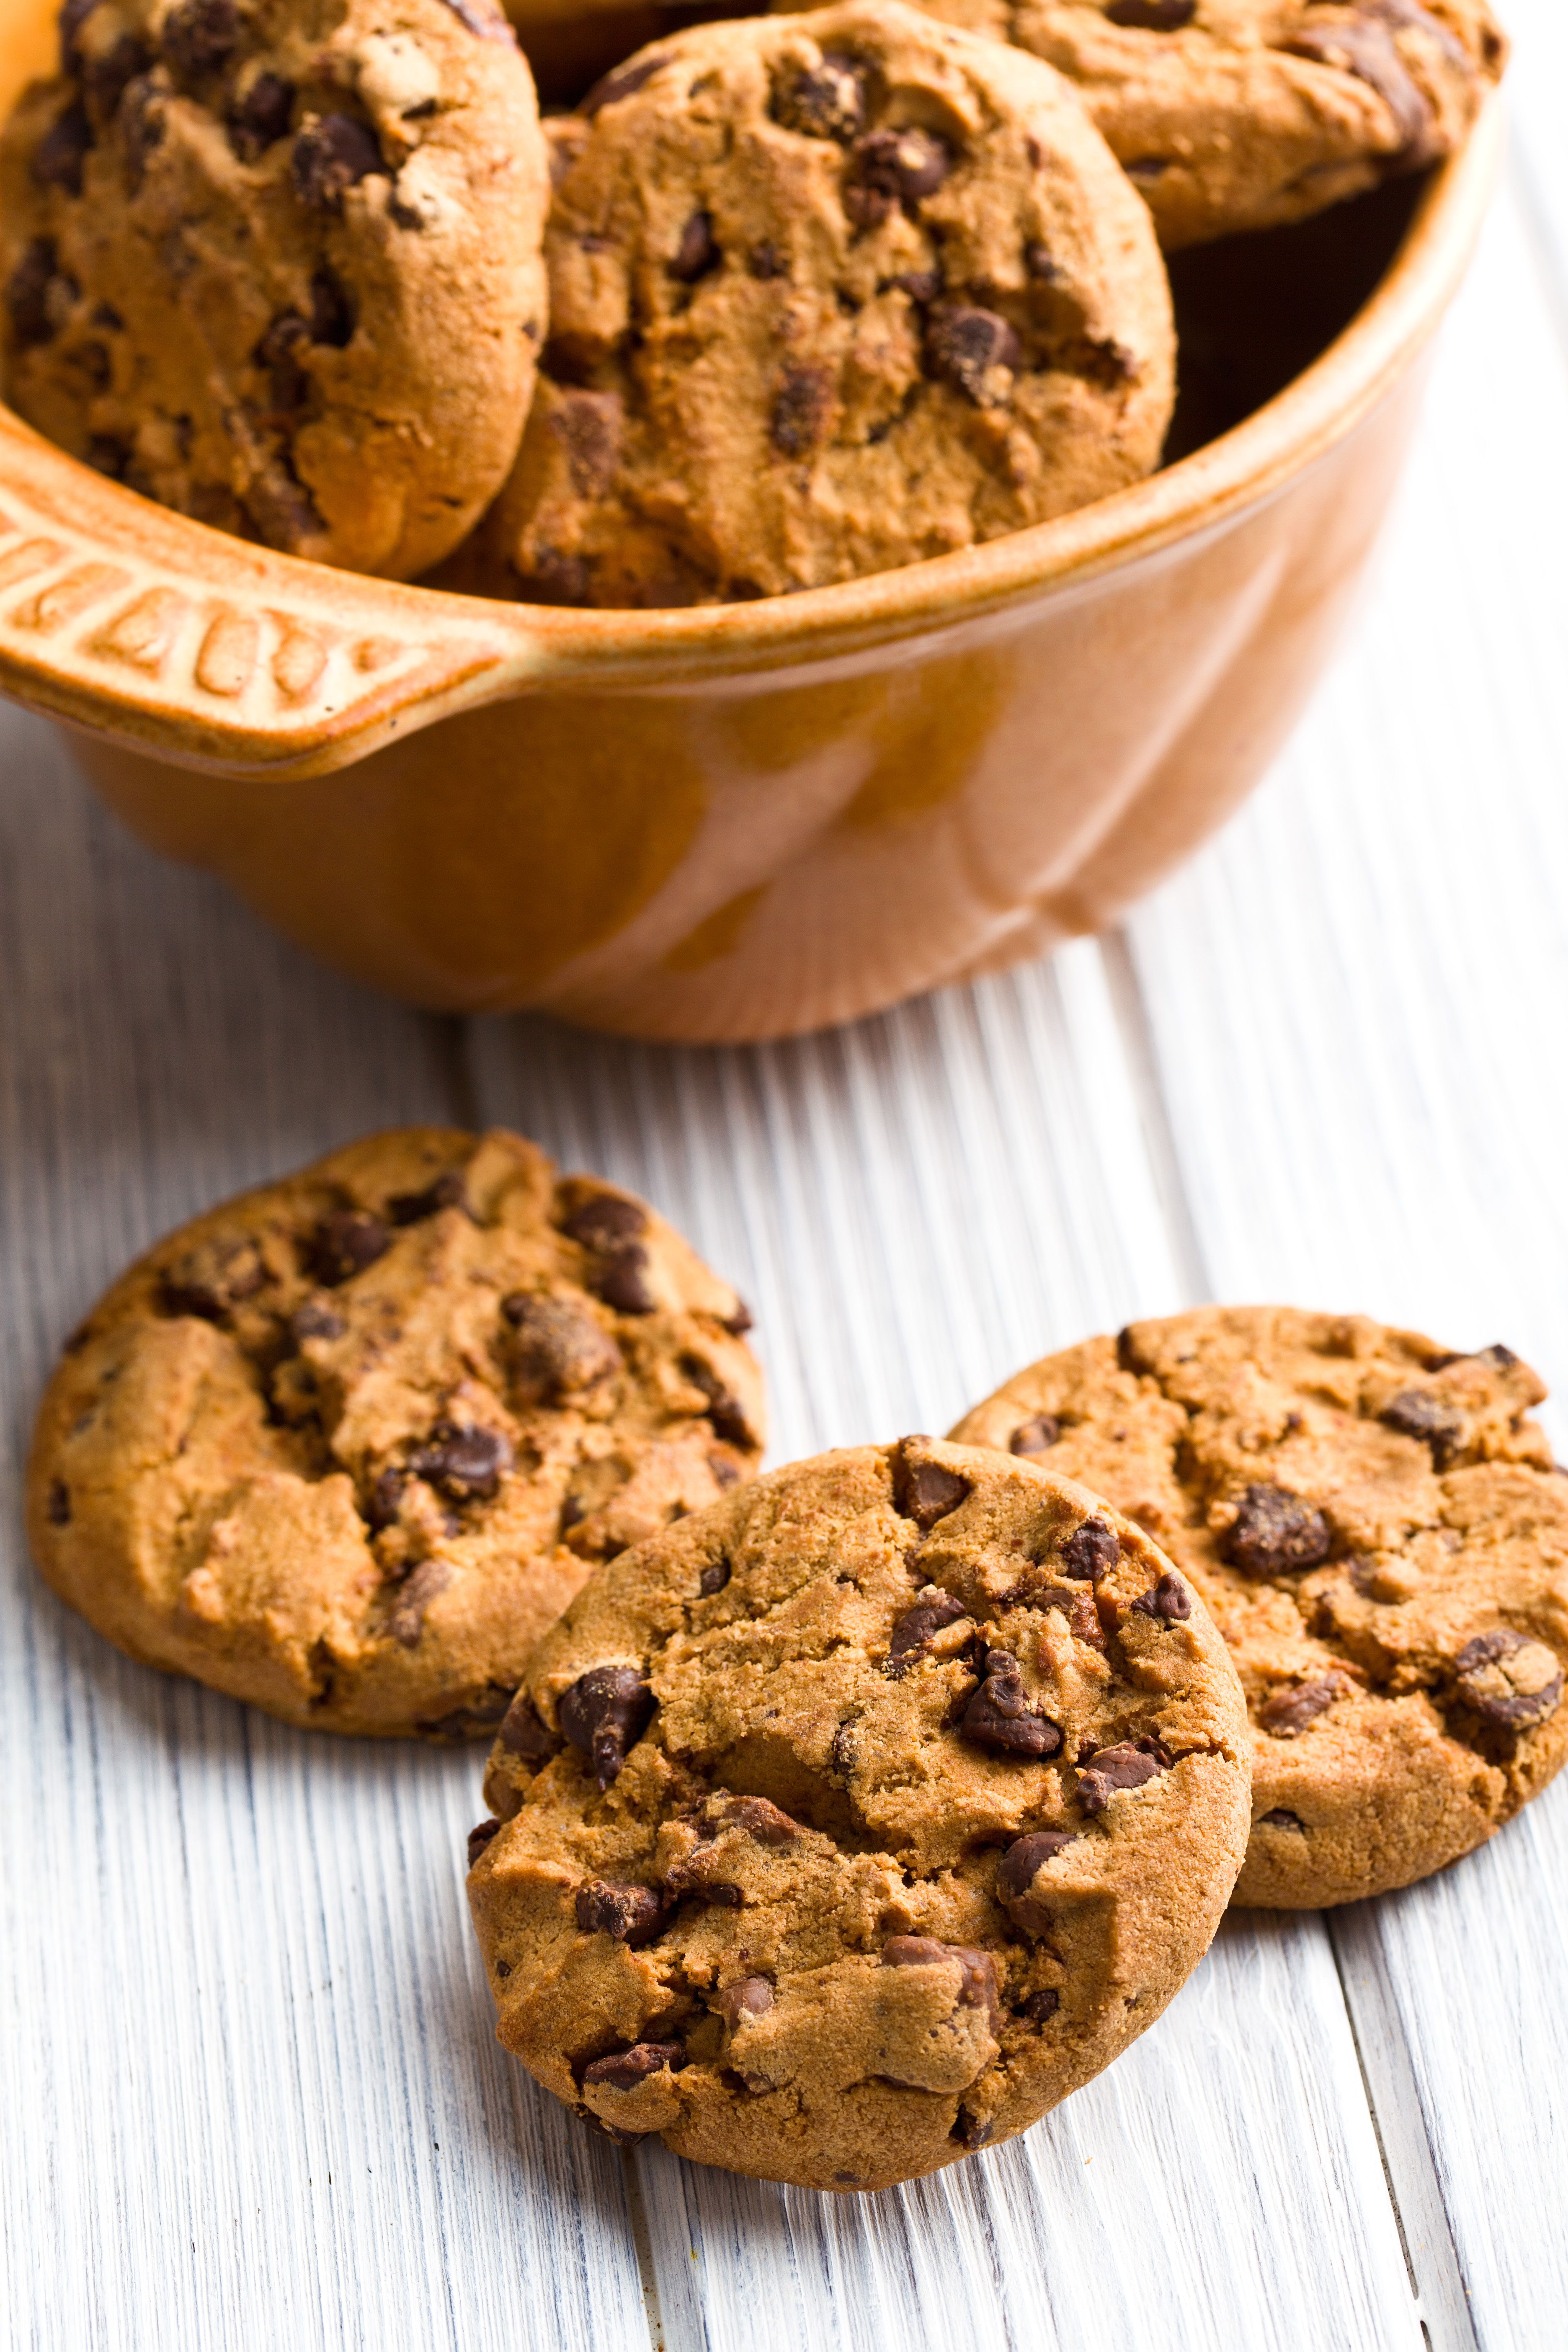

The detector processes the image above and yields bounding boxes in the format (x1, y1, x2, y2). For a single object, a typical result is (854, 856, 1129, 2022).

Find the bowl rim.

(0, 96, 1501, 773)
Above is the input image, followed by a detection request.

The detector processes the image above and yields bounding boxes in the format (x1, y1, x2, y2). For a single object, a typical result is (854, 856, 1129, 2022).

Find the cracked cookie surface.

(27, 1126, 763, 1738)
(848, 0, 1504, 247)
(951, 1307, 1568, 1906)
(469, 1436, 1248, 2191)
(473, 0, 1174, 606)
(1, 0, 549, 578)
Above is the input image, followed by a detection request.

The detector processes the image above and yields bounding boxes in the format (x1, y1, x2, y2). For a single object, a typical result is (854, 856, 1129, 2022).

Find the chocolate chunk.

(1010, 1415, 1061, 1457)
(33, 102, 93, 196)
(582, 55, 665, 116)
(1259, 1808, 1307, 1832)
(1024, 243, 1062, 284)
(888, 1591, 967, 1665)
(255, 312, 312, 412)
(364, 1467, 407, 1530)
(771, 365, 833, 459)
(84, 34, 151, 120)
(1078, 1738, 1170, 1813)
(1225, 1483, 1331, 1578)
(708, 1452, 743, 1492)
(597, 1245, 656, 1315)
(1060, 335, 1137, 391)
(560, 1191, 647, 1252)
(1130, 1572, 1190, 1624)
(698, 1556, 732, 1597)
(926, 306, 1021, 407)
(387, 1168, 465, 1226)
(1282, 15, 1431, 152)
(1057, 1516, 1119, 1581)
(309, 1209, 390, 1286)
(436, 0, 517, 37)
(892, 1443, 972, 1532)
(724, 1300, 754, 1336)
(715, 1976, 773, 2024)
(292, 114, 385, 213)
(883, 1938, 999, 2031)
(722, 1795, 800, 1846)
(229, 71, 294, 161)
(549, 389, 623, 499)
(1380, 1388, 1466, 1467)
(410, 1423, 513, 1504)
(951, 2108, 993, 2149)
(772, 54, 866, 142)
(662, 1855, 743, 1906)
(241, 458, 326, 553)
(962, 1650, 1062, 1759)
(498, 1689, 561, 1761)
(467, 1818, 502, 1868)
(1256, 1677, 1344, 1739)
(505, 1294, 621, 1402)
(1106, 0, 1194, 23)
(291, 1301, 346, 1343)
(892, 267, 942, 303)
(1019, 1987, 1059, 2022)
(1455, 1630, 1563, 1730)
(161, 1237, 266, 1322)
(844, 126, 951, 225)
(8, 240, 62, 349)
(1474, 1342, 1519, 1371)
(996, 1830, 1076, 1931)
(47, 1479, 71, 1527)
(669, 210, 718, 284)
(386, 1558, 451, 1649)
(677, 1354, 755, 1449)
(583, 2040, 684, 2091)
(574, 1880, 668, 1944)
(749, 242, 787, 281)
(163, 0, 239, 81)
(558, 1664, 655, 1789)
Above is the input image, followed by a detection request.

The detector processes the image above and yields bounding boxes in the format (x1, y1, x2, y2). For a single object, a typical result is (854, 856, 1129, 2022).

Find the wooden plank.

(0, 711, 647, 2352)
(1119, 175, 1568, 2352)
(471, 965, 1421, 2352)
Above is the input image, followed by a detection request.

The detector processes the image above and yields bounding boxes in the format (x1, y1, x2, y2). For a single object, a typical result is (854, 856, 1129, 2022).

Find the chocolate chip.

(1078, 1738, 1170, 1813)
(364, 1467, 407, 1531)
(1474, 1342, 1519, 1371)
(715, 1976, 773, 2024)
(8, 240, 62, 348)
(1259, 1808, 1307, 1832)
(583, 2040, 684, 2090)
(160, 1236, 266, 1322)
(498, 1689, 561, 1761)
(410, 1423, 513, 1504)
(255, 312, 312, 412)
(561, 1192, 647, 1252)
(996, 1829, 1076, 1918)
(698, 1557, 732, 1597)
(1380, 1388, 1466, 1467)
(59, 0, 96, 73)
(1019, 1988, 1059, 2022)
(772, 54, 866, 142)
(771, 364, 833, 459)
(843, 125, 950, 227)
(229, 71, 294, 161)
(1455, 1630, 1563, 1730)
(1056, 1516, 1119, 1582)
(504, 1295, 621, 1403)
(386, 1168, 465, 1226)
(723, 1795, 800, 1846)
(386, 1558, 451, 1649)
(1225, 1484, 1331, 1578)
(84, 33, 151, 120)
(309, 1209, 390, 1287)
(467, 1818, 502, 1868)
(669, 210, 718, 284)
(677, 1354, 754, 1449)
(581, 55, 665, 117)
(663, 1857, 743, 1907)
(1256, 1677, 1344, 1739)
(883, 1938, 999, 2031)
(892, 1443, 972, 1532)
(926, 306, 1021, 407)
(1130, 1573, 1190, 1624)
(951, 2108, 993, 2150)
(1010, 1415, 1061, 1457)
(708, 1453, 743, 1492)
(549, 389, 623, 498)
(241, 459, 327, 553)
(292, 114, 384, 212)
(574, 1880, 668, 1943)
(291, 1301, 346, 1343)
(558, 1665, 655, 1790)
(749, 242, 787, 280)
(1282, 15, 1431, 151)
(962, 1650, 1062, 1759)
(163, 0, 240, 81)
(724, 1300, 754, 1336)
(47, 1479, 71, 1527)
(892, 267, 942, 303)
(888, 1591, 967, 1666)
(436, 0, 516, 37)
(1060, 335, 1137, 391)
(33, 102, 93, 195)
(1106, 0, 1194, 23)
(597, 1245, 655, 1315)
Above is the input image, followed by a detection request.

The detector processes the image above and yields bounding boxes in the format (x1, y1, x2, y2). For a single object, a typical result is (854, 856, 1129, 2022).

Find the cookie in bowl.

(951, 1308, 1568, 1906)
(469, 1436, 1248, 2190)
(27, 1126, 763, 1738)
(473, 0, 1175, 605)
(0, 0, 550, 577)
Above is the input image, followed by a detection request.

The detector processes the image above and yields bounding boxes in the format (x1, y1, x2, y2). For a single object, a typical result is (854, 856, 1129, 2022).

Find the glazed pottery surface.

(0, 2, 1500, 1039)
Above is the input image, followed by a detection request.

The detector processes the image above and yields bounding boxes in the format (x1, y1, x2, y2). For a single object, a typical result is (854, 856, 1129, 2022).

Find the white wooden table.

(5, 10, 1568, 2342)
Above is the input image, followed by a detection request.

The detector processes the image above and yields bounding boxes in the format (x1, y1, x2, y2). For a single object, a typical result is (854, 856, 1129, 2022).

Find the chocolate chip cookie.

(1, 0, 549, 578)
(469, 1436, 1249, 2190)
(475, 0, 1175, 606)
(951, 1309, 1568, 1906)
(860, 0, 1504, 248)
(27, 1127, 763, 1739)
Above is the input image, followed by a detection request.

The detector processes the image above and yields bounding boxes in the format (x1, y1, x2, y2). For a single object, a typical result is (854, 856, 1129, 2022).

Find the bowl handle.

(0, 412, 534, 778)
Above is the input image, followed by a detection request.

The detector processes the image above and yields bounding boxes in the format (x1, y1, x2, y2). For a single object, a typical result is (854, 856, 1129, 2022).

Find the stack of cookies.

(0, 0, 1502, 604)
(28, 1125, 1568, 2193)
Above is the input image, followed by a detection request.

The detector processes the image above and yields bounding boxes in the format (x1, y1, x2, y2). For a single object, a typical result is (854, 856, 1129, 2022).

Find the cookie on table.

(469, 1436, 1249, 2191)
(0, 0, 549, 578)
(28, 1127, 763, 1739)
(476, 0, 1175, 607)
(951, 1308, 1568, 1907)
(851, 0, 1504, 248)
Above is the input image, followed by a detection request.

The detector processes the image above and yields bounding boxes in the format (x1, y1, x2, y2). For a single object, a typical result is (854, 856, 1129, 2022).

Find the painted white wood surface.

(6, 20, 1568, 2342)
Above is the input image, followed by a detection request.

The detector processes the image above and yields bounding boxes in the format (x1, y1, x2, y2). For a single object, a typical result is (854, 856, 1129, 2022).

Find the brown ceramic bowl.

(0, 4, 1499, 1041)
